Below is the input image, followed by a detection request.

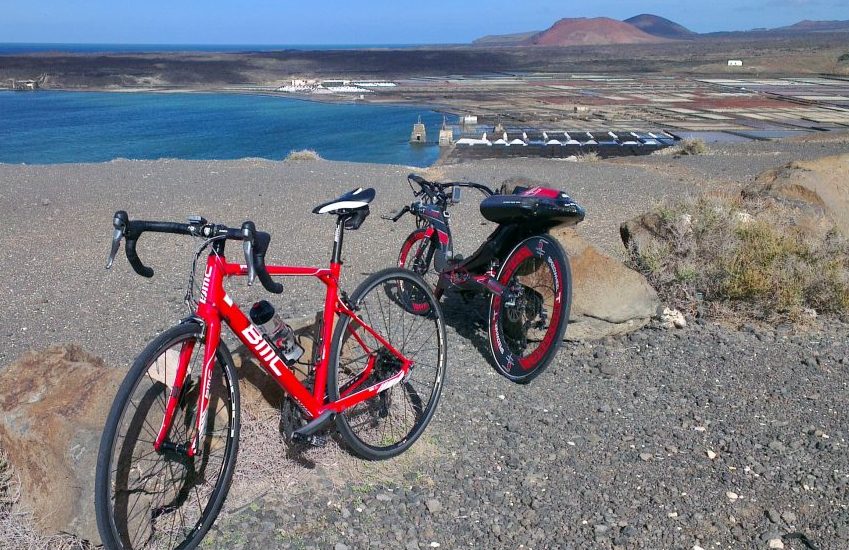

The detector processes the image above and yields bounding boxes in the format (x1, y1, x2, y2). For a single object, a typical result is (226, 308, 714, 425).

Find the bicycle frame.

(410, 201, 509, 298)
(155, 250, 413, 457)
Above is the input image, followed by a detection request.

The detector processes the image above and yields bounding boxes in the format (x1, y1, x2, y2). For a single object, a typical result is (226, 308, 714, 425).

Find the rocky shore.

(0, 135, 847, 548)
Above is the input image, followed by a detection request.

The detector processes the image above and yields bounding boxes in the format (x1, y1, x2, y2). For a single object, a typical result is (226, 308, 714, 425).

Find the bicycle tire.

(95, 322, 240, 550)
(488, 234, 572, 384)
(328, 268, 446, 460)
(398, 228, 444, 301)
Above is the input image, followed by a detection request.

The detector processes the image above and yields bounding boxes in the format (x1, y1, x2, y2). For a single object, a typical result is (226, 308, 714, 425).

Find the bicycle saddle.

(312, 187, 375, 215)
(312, 187, 375, 230)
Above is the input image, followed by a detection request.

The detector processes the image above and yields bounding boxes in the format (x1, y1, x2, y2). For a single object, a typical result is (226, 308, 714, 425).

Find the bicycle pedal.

(291, 432, 327, 447)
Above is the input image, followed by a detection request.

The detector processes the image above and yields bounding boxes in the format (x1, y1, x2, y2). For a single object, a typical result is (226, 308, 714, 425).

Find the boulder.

(552, 227, 660, 340)
(499, 177, 660, 340)
(0, 345, 124, 544)
(620, 211, 665, 256)
(743, 154, 849, 236)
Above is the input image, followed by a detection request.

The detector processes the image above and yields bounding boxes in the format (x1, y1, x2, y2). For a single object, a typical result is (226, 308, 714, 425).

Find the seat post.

(331, 216, 346, 264)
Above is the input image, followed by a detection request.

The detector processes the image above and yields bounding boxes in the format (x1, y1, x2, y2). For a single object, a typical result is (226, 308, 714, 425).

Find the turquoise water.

(0, 91, 443, 166)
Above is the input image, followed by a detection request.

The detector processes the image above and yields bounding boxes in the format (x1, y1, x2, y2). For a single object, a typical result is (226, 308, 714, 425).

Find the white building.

(728, 60, 743, 67)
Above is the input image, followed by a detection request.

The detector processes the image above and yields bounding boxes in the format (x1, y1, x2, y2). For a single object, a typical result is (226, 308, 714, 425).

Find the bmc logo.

(241, 325, 285, 376)
(199, 266, 214, 304)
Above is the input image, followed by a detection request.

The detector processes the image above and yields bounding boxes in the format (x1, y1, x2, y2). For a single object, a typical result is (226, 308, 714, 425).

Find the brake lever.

(381, 206, 410, 222)
(106, 228, 123, 269)
(241, 222, 256, 286)
(106, 210, 128, 269)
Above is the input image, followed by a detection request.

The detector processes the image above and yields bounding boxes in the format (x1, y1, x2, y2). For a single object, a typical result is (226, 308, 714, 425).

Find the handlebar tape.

(121, 220, 192, 278)
(124, 237, 154, 278)
(253, 231, 284, 294)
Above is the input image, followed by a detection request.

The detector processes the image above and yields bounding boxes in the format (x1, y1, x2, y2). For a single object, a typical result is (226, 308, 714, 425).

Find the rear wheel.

(488, 235, 571, 384)
(95, 322, 239, 550)
(329, 268, 446, 460)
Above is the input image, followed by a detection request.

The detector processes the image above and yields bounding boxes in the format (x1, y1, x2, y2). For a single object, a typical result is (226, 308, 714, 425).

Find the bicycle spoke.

(99, 327, 237, 550)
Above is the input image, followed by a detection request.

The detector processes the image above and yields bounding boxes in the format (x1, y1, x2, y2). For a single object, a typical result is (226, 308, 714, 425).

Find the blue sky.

(1, 0, 848, 44)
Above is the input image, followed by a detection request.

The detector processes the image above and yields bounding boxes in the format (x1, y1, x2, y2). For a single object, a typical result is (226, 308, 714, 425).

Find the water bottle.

(249, 300, 305, 366)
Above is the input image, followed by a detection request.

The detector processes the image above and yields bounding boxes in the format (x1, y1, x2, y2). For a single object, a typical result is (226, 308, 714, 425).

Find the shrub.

(838, 53, 849, 63)
(625, 193, 849, 322)
(284, 149, 322, 161)
(676, 138, 707, 156)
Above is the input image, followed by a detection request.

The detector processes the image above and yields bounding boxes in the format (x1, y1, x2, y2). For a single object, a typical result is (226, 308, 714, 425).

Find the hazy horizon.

(2, 1, 849, 45)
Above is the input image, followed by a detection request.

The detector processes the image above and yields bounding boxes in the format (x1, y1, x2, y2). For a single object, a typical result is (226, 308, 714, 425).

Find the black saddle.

(312, 187, 375, 230)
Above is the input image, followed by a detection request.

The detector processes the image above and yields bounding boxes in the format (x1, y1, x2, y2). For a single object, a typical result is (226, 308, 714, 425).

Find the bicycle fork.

(153, 321, 219, 458)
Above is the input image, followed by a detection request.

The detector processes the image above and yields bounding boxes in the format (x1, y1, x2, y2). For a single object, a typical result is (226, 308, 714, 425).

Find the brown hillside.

(522, 17, 671, 46)
(625, 14, 696, 39)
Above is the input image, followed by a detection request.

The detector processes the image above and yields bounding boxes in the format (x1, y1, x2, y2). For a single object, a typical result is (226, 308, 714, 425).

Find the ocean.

(0, 91, 443, 166)
(0, 43, 424, 54)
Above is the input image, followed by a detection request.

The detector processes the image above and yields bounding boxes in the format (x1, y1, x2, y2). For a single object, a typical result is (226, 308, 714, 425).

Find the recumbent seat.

(312, 187, 375, 230)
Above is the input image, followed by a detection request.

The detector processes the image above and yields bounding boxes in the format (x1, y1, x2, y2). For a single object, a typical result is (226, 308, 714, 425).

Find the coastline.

(38, 84, 457, 117)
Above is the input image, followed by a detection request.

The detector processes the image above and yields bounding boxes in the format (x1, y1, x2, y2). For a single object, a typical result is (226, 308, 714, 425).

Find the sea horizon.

(0, 42, 447, 55)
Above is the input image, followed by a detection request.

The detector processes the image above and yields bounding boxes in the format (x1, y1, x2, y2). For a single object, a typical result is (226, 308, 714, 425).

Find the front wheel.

(95, 322, 240, 550)
(489, 234, 571, 384)
(329, 268, 447, 460)
(398, 228, 443, 301)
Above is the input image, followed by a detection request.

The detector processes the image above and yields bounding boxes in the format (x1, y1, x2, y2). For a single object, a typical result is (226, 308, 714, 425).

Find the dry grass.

(676, 138, 708, 156)
(0, 448, 88, 550)
(577, 151, 600, 162)
(626, 193, 849, 322)
(284, 149, 322, 161)
(221, 364, 440, 516)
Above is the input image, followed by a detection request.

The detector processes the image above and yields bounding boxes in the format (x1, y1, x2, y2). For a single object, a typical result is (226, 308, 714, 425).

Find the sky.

(1, 0, 848, 45)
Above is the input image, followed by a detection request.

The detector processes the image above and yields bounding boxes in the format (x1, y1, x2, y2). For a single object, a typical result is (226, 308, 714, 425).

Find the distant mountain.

(521, 17, 668, 47)
(471, 16, 849, 47)
(473, 31, 538, 46)
(776, 19, 849, 32)
(625, 14, 696, 39)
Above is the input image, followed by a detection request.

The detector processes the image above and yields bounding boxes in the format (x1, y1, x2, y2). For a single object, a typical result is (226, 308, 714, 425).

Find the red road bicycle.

(95, 188, 446, 549)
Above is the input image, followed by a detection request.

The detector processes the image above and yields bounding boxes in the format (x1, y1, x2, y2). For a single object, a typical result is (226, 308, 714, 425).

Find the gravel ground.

(0, 138, 847, 548)
(209, 313, 849, 550)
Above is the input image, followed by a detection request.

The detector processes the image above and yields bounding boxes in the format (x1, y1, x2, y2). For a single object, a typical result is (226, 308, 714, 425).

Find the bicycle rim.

(96, 324, 239, 549)
(489, 236, 570, 382)
(330, 268, 446, 460)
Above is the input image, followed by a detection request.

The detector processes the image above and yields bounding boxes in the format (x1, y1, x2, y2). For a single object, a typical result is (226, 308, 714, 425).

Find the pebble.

(768, 539, 784, 549)
(768, 440, 786, 453)
(639, 453, 653, 461)
(425, 499, 442, 514)
(726, 491, 739, 502)
(780, 511, 796, 524)
(706, 449, 717, 460)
